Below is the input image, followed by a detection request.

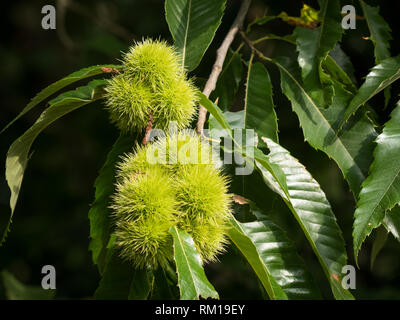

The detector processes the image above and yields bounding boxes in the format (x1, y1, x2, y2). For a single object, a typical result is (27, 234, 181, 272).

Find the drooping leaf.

(370, 226, 388, 269)
(228, 209, 321, 299)
(353, 102, 400, 262)
(210, 49, 243, 112)
(328, 44, 357, 85)
(165, 0, 226, 71)
(384, 205, 400, 242)
(244, 59, 278, 142)
(294, 0, 343, 108)
(2, 80, 107, 245)
(95, 243, 152, 300)
(228, 216, 286, 300)
(262, 137, 354, 300)
(1, 270, 55, 300)
(150, 265, 179, 300)
(360, 0, 393, 108)
(1, 65, 121, 134)
(198, 92, 231, 134)
(341, 55, 400, 126)
(169, 226, 219, 300)
(325, 45, 357, 93)
(360, 0, 392, 63)
(89, 133, 135, 272)
(274, 57, 376, 196)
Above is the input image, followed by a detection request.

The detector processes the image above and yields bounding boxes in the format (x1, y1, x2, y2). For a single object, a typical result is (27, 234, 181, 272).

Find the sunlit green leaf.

(169, 226, 219, 300)
(353, 101, 400, 262)
(165, 0, 226, 71)
(341, 55, 400, 126)
(262, 137, 353, 299)
(1, 65, 121, 134)
(228, 208, 321, 299)
(2, 80, 107, 244)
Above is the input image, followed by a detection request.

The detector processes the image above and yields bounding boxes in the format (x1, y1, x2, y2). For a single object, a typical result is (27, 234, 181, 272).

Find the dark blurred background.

(0, 0, 399, 299)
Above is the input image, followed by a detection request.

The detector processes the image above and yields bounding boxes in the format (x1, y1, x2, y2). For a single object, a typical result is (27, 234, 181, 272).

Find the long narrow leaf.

(341, 55, 400, 126)
(274, 57, 376, 196)
(262, 137, 354, 300)
(165, 0, 226, 71)
(169, 226, 219, 300)
(353, 102, 400, 262)
(1, 65, 121, 133)
(244, 59, 278, 142)
(228, 210, 321, 299)
(2, 80, 107, 244)
(384, 205, 400, 242)
(360, 0, 392, 63)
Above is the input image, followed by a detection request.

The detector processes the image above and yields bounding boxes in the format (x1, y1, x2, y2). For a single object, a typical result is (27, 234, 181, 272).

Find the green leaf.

(89, 134, 135, 272)
(204, 93, 352, 299)
(165, 0, 226, 71)
(384, 205, 400, 242)
(370, 226, 388, 269)
(244, 59, 278, 142)
(341, 55, 400, 126)
(95, 247, 152, 300)
(1, 65, 121, 134)
(353, 102, 400, 262)
(360, 0, 392, 63)
(198, 92, 232, 134)
(325, 45, 357, 93)
(227, 215, 287, 300)
(1, 270, 55, 300)
(274, 57, 377, 196)
(204, 97, 289, 199)
(2, 80, 107, 245)
(293, 0, 343, 108)
(169, 226, 219, 300)
(262, 137, 354, 300)
(228, 208, 321, 299)
(328, 44, 357, 85)
(210, 49, 243, 112)
(206, 108, 288, 199)
(151, 265, 179, 300)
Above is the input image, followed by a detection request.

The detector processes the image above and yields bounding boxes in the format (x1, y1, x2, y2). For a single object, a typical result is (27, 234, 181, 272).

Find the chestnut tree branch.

(142, 111, 154, 145)
(196, 0, 252, 134)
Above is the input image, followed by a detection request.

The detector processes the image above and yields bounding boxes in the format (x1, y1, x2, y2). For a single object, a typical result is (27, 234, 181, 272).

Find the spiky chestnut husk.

(152, 78, 198, 131)
(174, 164, 231, 263)
(111, 166, 178, 268)
(116, 131, 217, 180)
(104, 39, 198, 133)
(104, 75, 153, 132)
(112, 133, 231, 268)
(123, 39, 183, 88)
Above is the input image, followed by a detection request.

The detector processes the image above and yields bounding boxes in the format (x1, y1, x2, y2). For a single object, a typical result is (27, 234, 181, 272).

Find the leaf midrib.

(174, 226, 200, 298)
(181, 0, 192, 69)
(229, 217, 277, 299)
(277, 60, 365, 181)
